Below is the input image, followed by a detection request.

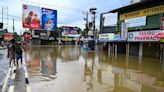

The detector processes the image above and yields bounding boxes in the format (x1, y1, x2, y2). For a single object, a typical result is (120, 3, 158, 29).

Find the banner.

(41, 8, 57, 31)
(22, 4, 41, 29)
(128, 30, 161, 42)
(120, 5, 164, 20)
(121, 23, 128, 40)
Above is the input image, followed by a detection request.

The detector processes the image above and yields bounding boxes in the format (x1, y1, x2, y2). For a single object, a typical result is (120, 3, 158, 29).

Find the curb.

(23, 58, 31, 92)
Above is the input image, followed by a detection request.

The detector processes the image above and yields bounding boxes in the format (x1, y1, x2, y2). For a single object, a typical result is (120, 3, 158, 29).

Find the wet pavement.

(25, 45, 164, 92)
(0, 49, 9, 91)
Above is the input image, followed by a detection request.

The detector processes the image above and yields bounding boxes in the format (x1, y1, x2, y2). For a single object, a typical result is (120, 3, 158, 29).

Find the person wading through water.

(7, 39, 16, 67)
(15, 42, 26, 67)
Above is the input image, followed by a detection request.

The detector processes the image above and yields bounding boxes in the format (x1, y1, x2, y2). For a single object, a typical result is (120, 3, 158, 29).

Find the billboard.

(62, 26, 80, 37)
(41, 8, 57, 31)
(22, 4, 41, 29)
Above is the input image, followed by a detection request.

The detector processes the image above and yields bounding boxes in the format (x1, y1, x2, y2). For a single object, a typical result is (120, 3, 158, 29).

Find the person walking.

(15, 42, 26, 67)
(7, 39, 16, 67)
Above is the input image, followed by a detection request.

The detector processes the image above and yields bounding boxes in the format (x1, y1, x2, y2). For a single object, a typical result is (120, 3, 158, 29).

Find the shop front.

(128, 30, 162, 57)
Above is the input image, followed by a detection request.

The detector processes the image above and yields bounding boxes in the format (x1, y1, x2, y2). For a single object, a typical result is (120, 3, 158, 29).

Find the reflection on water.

(26, 45, 164, 92)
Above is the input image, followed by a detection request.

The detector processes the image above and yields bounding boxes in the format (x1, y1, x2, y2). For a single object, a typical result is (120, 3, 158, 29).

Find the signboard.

(41, 8, 57, 31)
(121, 23, 128, 40)
(128, 30, 162, 42)
(62, 26, 80, 37)
(99, 33, 114, 42)
(125, 16, 146, 28)
(114, 34, 121, 41)
(22, 4, 41, 29)
(162, 17, 164, 30)
(3, 33, 14, 41)
(120, 5, 164, 20)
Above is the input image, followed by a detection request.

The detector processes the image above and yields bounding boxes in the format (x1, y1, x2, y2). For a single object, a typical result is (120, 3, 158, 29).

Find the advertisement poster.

(22, 4, 41, 29)
(42, 8, 57, 31)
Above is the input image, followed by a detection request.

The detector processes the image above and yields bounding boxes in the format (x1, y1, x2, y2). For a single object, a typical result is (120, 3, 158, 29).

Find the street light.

(89, 8, 97, 39)
(90, 8, 97, 13)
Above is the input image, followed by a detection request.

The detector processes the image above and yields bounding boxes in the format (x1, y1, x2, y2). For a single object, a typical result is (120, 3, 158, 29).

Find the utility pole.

(90, 8, 97, 39)
(100, 14, 103, 33)
(83, 11, 89, 37)
(2, 6, 3, 23)
(7, 6, 8, 30)
(13, 18, 15, 33)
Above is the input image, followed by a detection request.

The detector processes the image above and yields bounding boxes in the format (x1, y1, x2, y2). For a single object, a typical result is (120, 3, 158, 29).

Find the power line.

(0, 0, 84, 12)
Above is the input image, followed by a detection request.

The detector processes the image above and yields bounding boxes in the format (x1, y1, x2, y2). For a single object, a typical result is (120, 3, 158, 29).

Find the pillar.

(139, 43, 143, 57)
(115, 43, 117, 59)
(138, 43, 143, 71)
(108, 43, 111, 56)
(126, 42, 129, 57)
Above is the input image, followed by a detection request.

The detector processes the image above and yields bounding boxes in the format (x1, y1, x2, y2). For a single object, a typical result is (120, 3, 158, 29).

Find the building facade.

(100, 0, 164, 58)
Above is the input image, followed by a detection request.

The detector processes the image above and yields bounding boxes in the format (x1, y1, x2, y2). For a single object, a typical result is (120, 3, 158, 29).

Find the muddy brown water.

(25, 45, 164, 92)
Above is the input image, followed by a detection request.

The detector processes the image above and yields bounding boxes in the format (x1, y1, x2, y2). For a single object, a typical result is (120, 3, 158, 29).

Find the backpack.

(15, 44, 22, 54)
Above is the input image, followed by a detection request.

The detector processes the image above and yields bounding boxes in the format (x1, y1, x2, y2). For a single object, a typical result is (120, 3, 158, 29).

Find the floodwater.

(25, 45, 164, 92)
(0, 49, 9, 91)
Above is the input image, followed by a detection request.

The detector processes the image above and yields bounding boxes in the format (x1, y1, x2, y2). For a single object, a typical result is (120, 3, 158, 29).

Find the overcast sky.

(0, 0, 130, 34)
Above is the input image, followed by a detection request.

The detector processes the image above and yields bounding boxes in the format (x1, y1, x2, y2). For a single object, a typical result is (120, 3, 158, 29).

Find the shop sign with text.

(125, 16, 146, 28)
(3, 33, 14, 41)
(99, 33, 114, 42)
(128, 30, 161, 42)
(120, 5, 164, 20)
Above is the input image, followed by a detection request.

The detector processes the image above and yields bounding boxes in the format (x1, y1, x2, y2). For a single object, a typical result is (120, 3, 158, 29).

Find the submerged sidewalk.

(1, 59, 30, 92)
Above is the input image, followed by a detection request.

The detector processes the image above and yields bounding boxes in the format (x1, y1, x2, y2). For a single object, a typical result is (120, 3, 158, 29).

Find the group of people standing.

(7, 39, 26, 67)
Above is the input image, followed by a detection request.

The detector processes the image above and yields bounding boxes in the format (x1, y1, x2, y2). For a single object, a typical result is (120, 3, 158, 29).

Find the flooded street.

(0, 49, 9, 89)
(25, 45, 164, 92)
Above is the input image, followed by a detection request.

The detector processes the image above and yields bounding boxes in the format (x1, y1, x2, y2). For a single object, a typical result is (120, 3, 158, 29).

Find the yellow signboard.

(120, 5, 164, 20)
(99, 33, 114, 39)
